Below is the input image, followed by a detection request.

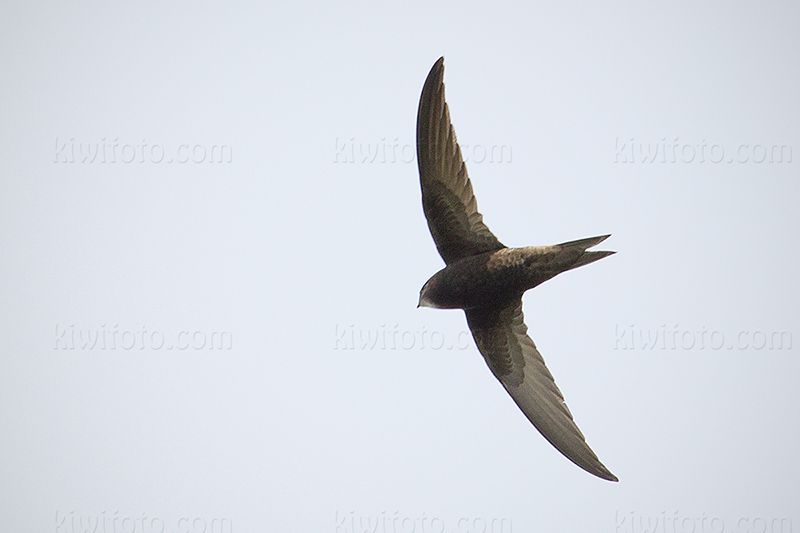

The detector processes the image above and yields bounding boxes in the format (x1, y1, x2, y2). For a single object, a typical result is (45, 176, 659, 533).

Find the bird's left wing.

(465, 300, 618, 481)
(416, 57, 505, 264)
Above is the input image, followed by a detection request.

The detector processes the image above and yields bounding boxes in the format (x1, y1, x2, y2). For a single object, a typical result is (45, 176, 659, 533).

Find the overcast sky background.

(2, 1, 799, 532)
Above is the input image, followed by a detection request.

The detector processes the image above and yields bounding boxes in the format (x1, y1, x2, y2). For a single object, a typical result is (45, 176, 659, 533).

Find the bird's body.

(420, 237, 614, 311)
(415, 57, 618, 482)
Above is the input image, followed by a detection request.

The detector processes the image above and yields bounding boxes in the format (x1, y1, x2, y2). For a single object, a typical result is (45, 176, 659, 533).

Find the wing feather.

(416, 57, 505, 264)
(466, 300, 618, 481)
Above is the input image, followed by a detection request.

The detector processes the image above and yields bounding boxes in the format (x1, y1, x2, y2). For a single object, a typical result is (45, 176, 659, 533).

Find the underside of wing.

(465, 300, 618, 481)
(416, 57, 505, 264)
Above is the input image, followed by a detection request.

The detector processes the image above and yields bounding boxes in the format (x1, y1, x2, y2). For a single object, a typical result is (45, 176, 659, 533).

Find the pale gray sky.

(2, 1, 798, 532)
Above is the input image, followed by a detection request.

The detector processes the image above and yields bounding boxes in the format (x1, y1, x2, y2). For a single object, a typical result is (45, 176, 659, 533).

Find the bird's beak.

(417, 294, 435, 308)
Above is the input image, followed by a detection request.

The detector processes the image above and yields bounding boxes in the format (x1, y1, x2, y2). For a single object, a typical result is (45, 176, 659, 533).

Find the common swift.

(416, 57, 617, 482)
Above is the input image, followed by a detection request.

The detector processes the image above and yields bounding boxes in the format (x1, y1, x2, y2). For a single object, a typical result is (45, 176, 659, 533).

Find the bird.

(415, 57, 618, 482)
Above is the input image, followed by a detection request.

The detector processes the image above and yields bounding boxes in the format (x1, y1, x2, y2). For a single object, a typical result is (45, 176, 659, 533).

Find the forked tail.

(558, 234, 616, 271)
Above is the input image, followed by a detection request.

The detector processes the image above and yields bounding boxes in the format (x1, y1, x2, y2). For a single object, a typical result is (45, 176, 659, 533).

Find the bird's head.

(418, 275, 446, 309)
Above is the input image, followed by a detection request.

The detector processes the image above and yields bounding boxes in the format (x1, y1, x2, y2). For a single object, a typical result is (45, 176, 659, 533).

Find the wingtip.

(597, 469, 619, 482)
(567, 447, 618, 482)
(420, 57, 445, 101)
(581, 459, 618, 482)
(426, 57, 445, 81)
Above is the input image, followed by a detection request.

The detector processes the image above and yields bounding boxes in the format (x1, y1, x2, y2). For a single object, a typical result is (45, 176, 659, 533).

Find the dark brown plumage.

(416, 57, 618, 482)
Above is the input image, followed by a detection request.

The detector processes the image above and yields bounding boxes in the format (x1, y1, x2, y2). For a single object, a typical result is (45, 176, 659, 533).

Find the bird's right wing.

(465, 300, 618, 481)
(416, 57, 505, 264)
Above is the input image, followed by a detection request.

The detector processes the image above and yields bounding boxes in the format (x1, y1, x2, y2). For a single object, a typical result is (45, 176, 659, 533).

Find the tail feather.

(558, 234, 611, 250)
(557, 235, 615, 272)
(570, 249, 616, 270)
